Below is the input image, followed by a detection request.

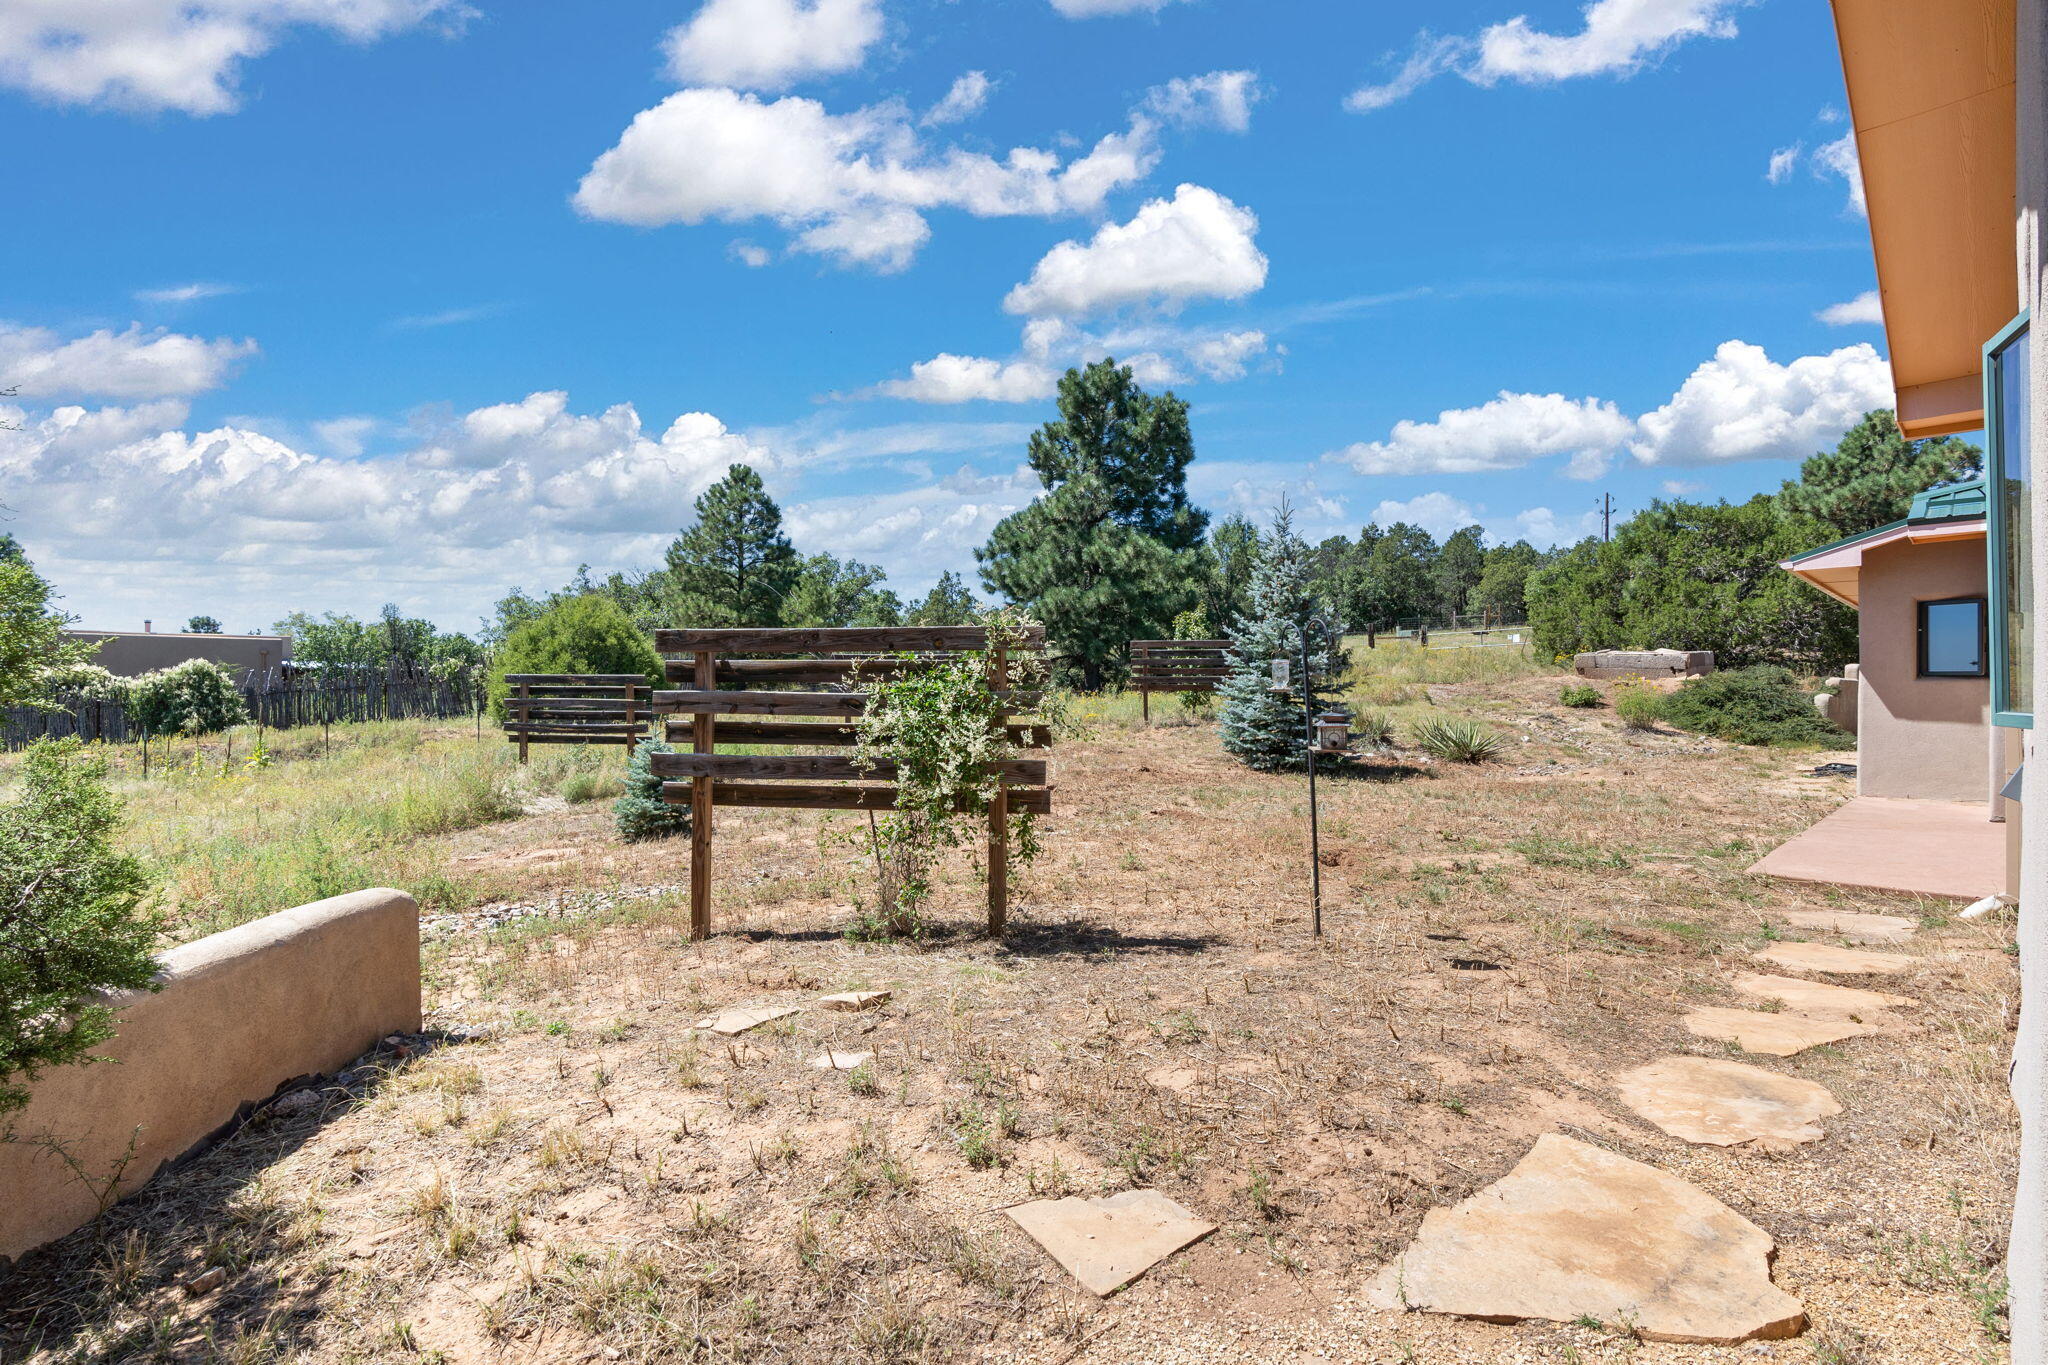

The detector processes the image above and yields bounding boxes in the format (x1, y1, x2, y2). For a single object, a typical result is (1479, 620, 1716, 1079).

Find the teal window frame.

(1986, 309, 2033, 727)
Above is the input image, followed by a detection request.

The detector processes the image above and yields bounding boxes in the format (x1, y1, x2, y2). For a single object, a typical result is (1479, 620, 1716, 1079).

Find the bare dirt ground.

(0, 681, 2021, 1364)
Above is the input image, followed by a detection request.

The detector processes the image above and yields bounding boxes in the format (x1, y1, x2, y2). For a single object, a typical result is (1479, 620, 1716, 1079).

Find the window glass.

(1920, 597, 1986, 677)
(1992, 320, 2032, 719)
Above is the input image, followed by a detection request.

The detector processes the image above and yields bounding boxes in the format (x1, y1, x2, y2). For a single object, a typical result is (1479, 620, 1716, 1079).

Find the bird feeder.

(1269, 658, 1291, 693)
(1313, 709, 1352, 754)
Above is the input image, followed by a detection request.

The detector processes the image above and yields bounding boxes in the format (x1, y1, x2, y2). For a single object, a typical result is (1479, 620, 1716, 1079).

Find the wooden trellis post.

(514, 680, 530, 764)
(987, 641, 1009, 936)
(690, 648, 715, 941)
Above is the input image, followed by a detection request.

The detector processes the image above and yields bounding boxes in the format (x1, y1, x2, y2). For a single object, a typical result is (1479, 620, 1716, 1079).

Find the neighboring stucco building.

(1783, 480, 1996, 806)
(61, 626, 291, 678)
(1827, 0, 2045, 1350)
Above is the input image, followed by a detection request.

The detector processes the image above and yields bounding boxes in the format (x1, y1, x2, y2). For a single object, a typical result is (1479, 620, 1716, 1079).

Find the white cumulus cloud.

(872, 355, 1060, 404)
(1629, 340, 1891, 467)
(1347, 0, 1749, 112)
(1003, 184, 1268, 317)
(0, 0, 466, 115)
(1143, 70, 1261, 133)
(663, 0, 882, 91)
(1329, 392, 1633, 479)
(1049, 0, 1190, 15)
(923, 71, 993, 126)
(1816, 291, 1882, 327)
(0, 323, 256, 400)
(1813, 131, 1867, 216)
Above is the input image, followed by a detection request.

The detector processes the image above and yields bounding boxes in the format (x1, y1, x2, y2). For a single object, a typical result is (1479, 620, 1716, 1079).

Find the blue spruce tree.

(1217, 504, 1350, 771)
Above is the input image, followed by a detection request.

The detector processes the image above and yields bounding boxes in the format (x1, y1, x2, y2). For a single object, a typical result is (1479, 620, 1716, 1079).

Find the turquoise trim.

(1908, 475, 1987, 524)
(1781, 517, 1908, 567)
(1986, 310, 2032, 728)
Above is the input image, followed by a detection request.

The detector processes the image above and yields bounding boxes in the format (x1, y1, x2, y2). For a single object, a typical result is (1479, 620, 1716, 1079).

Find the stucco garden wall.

(1855, 536, 1992, 803)
(0, 889, 419, 1264)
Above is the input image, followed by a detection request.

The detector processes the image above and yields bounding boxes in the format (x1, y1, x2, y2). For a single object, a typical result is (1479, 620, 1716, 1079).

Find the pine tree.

(615, 740, 693, 842)
(904, 571, 980, 626)
(1432, 526, 1486, 620)
(1218, 505, 1349, 771)
(664, 465, 799, 626)
(1025, 359, 1208, 551)
(1779, 409, 1981, 536)
(978, 471, 1195, 688)
(184, 615, 222, 634)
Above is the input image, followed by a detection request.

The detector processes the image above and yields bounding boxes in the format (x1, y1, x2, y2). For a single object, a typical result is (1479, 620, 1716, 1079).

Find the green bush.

(126, 659, 247, 735)
(615, 740, 693, 842)
(1660, 666, 1853, 748)
(1, 740, 161, 1121)
(1558, 682, 1601, 708)
(1614, 684, 1665, 730)
(488, 595, 662, 724)
(1352, 709, 1395, 747)
(1410, 716, 1506, 763)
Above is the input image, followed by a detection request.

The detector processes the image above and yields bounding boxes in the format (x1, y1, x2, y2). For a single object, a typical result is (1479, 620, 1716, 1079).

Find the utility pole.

(1598, 492, 1616, 542)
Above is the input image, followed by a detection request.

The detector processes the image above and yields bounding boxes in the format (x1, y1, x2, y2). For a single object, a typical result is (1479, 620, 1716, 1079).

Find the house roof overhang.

(1828, 0, 2019, 437)
(1781, 517, 1988, 608)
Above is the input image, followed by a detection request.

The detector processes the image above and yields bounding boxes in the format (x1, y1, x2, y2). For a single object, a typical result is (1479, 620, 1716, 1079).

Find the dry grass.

(0, 675, 2019, 1364)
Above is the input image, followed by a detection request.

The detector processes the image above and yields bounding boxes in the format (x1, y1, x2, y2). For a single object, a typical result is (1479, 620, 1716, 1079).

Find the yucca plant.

(1410, 716, 1506, 763)
(1351, 709, 1395, 748)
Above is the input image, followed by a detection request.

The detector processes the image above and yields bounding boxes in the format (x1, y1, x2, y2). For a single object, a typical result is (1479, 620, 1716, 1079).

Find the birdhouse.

(1313, 709, 1352, 754)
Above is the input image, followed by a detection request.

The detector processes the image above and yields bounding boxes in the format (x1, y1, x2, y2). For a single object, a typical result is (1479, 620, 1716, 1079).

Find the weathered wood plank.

(689, 656, 962, 684)
(650, 753, 1047, 783)
(655, 626, 1042, 654)
(652, 689, 1044, 717)
(1129, 639, 1230, 649)
(662, 720, 1053, 748)
(503, 724, 642, 737)
(660, 782, 1053, 814)
(505, 732, 640, 745)
(513, 697, 646, 712)
(502, 674, 651, 685)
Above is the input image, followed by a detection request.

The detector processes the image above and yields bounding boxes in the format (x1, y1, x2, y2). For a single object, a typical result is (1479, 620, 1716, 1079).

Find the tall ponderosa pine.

(979, 471, 1194, 689)
(664, 464, 799, 626)
(1026, 359, 1208, 551)
(1779, 409, 1981, 536)
(1432, 526, 1486, 619)
(1218, 506, 1350, 771)
(905, 571, 979, 626)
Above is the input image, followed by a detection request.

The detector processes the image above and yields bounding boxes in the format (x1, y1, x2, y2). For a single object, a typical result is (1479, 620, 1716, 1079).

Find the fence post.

(987, 641, 1010, 938)
(514, 681, 531, 764)
(622, 678, 640, 756)
(690, 649, 716, 941)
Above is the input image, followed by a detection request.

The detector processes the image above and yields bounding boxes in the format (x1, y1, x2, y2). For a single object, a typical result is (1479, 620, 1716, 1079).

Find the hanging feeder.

(1269, 658, 1291, 694)
(1313, 709, 1353, 754)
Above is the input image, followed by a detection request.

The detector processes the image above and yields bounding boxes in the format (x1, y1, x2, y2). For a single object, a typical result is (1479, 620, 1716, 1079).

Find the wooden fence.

(648, 626, 1052, 939)
(1130, 638, 1231, 722)
(2, 669, 484, 751)
(502, 675, 652, 761)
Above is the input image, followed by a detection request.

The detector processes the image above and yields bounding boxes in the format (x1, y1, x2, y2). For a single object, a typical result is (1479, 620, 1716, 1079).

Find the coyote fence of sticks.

(1129, 638, 1230, 723)
(648, 626, 1054, 939)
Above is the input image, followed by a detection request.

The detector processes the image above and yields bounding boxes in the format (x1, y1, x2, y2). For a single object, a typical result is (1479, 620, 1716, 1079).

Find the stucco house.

(59, 625, 291, 678)
(1781, 478, 2000, 807)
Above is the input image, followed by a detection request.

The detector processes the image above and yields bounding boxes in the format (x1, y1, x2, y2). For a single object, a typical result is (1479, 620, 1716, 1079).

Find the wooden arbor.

(649, 627, 1053, 940)
(503, 674, 651, 761)
(1129, 639, 1231, 722)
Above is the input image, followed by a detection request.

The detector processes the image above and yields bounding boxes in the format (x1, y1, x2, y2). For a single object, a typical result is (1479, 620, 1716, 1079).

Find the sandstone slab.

(1573, 649, 1715, 680)
(694, 1005, 800, 1035)
(817, 990, 891, 1012)
(1682, 1006, 1876, 1056)
(1778, 910, 1917, 943)
(1005, 1189, 1215, 1296)
(1367, 1134, 1804, 1343)
(1616, 1056, 1841, 1151)
(1755, 942, 1912, 976)
(807, 1050, 874, 1071)
(1730, 973, 1912, 1021)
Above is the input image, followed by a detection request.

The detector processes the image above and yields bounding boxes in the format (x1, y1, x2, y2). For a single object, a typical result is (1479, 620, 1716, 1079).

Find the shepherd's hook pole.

(1304, 620, 1322, 939)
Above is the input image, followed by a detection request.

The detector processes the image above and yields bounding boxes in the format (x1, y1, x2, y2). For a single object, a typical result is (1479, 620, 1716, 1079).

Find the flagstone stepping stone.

(1616, 1056, 1841, 1152)
(1005, 1189, 1216, 1296)
(1682, 1006, 1877, 1056)
(807, 1050, 874, 1071)
(1755, 942, 1912, 976)
(1779, 910, 1917, 943)
(1731, 973, 1912, 1021)
(1366, 1134, 1805, 1344)
(816, 990, 891, 1012)
(693, 1005, 800, 1035)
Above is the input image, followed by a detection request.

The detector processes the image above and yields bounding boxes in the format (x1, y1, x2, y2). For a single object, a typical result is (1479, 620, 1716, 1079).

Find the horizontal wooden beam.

(505, 732, 640, 745)
(503, 674, 650, 685)
(503, 723, 644, 737)
(1133, 683, 1221, 693)
(679, 656, 961, 685)
(662, 720, 1053, 748)
(655, 626, 1043, 654)
(1130, 639, 1230, 649)
(651, 753, 1047, 783)
(507, 696, 646, 712)
(652, 689, 1043, 717)
(661, 781, 1053, 814)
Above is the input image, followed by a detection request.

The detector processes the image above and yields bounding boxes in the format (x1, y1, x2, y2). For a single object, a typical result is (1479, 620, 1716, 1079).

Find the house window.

(1918, 596, 1987, 677)
(1987, 313, 2033, 724)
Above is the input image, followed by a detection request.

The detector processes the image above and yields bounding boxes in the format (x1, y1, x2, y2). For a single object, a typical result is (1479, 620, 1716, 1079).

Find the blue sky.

(2, 0, 1891, 633)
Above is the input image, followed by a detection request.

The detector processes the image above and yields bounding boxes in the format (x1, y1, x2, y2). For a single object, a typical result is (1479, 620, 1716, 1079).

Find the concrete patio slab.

(1749, 796, 2003, 901)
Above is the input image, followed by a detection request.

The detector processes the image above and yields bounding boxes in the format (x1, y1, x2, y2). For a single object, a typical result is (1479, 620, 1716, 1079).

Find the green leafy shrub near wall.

(1559, 683, 1601, 708)
(616, 740, 693, 842)
(126, 659, 248, 735)
(1660, 666, 1853, 748)
(0, 740, 161, 1121)
(488, 595, 662, 724)
(1613, 683, 1666, 731)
